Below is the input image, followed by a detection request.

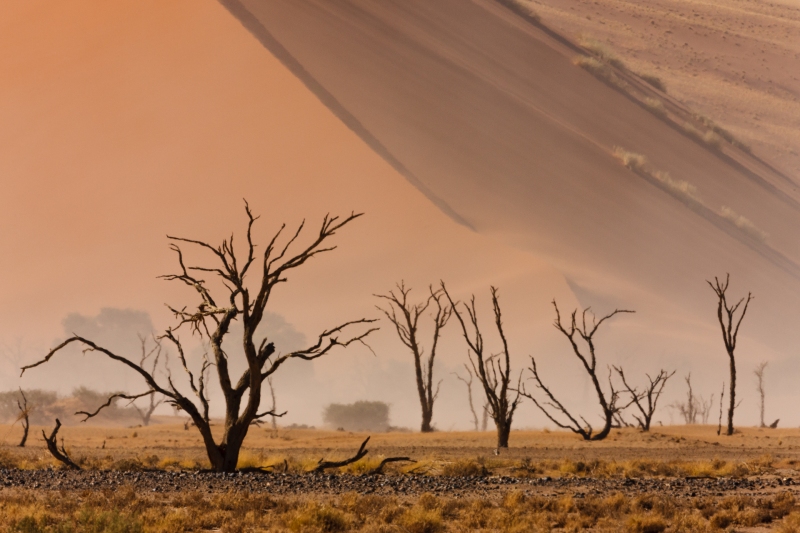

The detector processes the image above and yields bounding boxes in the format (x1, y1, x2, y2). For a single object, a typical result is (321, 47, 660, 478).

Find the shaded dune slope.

(220, 0, 800, 351)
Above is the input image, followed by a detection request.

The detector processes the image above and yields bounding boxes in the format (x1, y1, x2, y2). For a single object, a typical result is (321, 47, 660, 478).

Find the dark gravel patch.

(0, 469, 797, 498)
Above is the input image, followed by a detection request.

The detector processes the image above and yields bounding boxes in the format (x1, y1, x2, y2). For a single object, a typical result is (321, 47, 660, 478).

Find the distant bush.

(693, 113, 752, 152)
(323, 401, 390, 432)
(613, 147, 702, 207)
(612, 147, 647, 172)
(639, 73, 667, 93)
(498, 0, 541, 23)
(682, 121, 723, 149)
(579, 37, 626, 69)
(573, 56, 628, 91)
(642, 97, 667, 118)
(0, 389, 60, 425)
(0, 387, 139, 425)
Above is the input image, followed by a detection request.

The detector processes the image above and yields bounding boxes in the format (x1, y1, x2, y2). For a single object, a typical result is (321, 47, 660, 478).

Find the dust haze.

(1, 0, 799, 434)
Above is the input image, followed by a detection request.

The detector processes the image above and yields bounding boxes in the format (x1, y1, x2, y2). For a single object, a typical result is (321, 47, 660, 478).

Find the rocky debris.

(0, 469, 796, 498)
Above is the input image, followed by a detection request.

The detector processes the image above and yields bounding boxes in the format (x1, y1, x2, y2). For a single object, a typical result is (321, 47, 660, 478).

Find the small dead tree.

(15, 388, 30, 447)
(43, 419, 80, 470)
(453, 363, 481, 431)
(671, 373, 713, 424)
(754, 361, 768, 428)
(22, 203, 377, 472)
(133, 335, 166, 427)
(375, 283, 451, 433)
(441, 284, 521, 448)
(520, 301, 634, 441)
(267, 376, 278, 431)
(708, 274, 753, 436)
(614, 367, 675, 431)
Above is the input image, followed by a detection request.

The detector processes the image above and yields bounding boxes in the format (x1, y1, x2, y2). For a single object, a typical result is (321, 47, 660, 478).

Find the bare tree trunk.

(16, 388, 29, 447)
(442, 284, 522, 448)
(717, 382, 725, 436)
(376, 284, 451, 433)
(267, 377, 278, 431)
(708, 274, 752, 437)
(754, 361, 767, 428)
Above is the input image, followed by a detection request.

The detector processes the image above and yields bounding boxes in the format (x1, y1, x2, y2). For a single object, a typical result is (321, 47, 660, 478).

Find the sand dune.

(218, 0, 800, 422)
(221, 0, 800, 323)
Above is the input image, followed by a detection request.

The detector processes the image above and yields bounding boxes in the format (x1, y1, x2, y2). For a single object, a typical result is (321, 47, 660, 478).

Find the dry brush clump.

(573, 55, 629, 91)
(0, 488, 795, 532)
(497, 0, 541, 24)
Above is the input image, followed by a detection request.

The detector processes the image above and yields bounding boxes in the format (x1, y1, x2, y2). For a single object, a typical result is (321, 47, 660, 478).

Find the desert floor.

(2, 423, 800, 530)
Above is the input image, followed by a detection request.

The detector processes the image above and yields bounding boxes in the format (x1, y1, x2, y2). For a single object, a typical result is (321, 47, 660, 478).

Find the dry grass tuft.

(643, 97, 667, 118)
(626, 513, 668, 533)
(613, 147, 647, 172)
(682, 122, 723, 149)
(579, 37, 626, 69)
(573, 56, 628, 90)
(719, 206, 768, 242)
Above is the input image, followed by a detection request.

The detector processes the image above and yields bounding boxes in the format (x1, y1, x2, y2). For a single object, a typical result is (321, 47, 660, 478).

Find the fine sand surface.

(3, 422, 800, 466)
(529, 0, 800, 178)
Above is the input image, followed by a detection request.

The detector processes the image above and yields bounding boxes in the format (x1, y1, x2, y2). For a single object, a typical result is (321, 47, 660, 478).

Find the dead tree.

(754, 361, 768, 428)
(614, 367, 675, 431)
(671, 373, 713, 424)
(132, 335, 166, 427)
(267, 377, 278, 431)
(376, 283, 451, 433)
(441, 284, 521, 448)
(708, 274, 753, 436)
(15, 388, 30, 447)
(22, 203, 377, 472)
(43, 419, 80, 470)
(453, 364, 480, 431)
(520, 301, 634, 441)
(716, 382, 725, 435)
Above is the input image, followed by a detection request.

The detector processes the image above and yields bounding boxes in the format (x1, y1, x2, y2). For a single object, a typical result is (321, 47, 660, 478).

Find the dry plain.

(3, 422, 800, 531)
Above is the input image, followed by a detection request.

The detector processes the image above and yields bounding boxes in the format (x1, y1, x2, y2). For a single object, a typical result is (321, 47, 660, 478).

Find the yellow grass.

(0, 488, 795, 532)
(2, 422, 800, 478)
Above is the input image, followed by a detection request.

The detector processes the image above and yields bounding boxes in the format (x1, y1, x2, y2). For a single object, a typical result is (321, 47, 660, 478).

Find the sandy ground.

(4, 421, 800, 466)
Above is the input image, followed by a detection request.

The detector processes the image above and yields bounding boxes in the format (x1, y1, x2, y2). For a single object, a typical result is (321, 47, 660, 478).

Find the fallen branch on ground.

(43, 419, 80, 470)
(313, 437, 370, 473)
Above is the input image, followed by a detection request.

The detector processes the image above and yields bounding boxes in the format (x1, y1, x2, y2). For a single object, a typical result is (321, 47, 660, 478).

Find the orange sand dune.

(221, 0, 800, 331)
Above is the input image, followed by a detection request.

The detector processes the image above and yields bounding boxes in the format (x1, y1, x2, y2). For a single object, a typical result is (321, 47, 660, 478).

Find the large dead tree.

(133, 335, 166, 427)
(375, 283, 451, 432)
(520, 301, 633, 441)
(708, 274, 753, 436)
(754, 361, 768, 428)
(441, 284, 521, 448)
(614, 367, 674, 431)
(22, 203, 376, 472)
